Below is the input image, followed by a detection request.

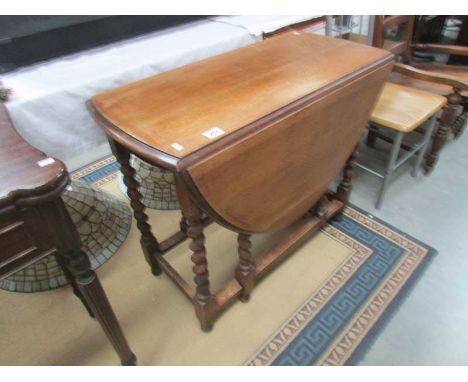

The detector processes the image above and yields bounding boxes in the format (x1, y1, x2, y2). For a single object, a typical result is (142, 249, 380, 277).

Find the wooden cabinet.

(0, 103, 136, 365)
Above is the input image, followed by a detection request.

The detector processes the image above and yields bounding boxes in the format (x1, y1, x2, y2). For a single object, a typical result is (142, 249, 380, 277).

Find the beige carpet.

(0, 177, 356, 365)
(0, 158, 433, 365)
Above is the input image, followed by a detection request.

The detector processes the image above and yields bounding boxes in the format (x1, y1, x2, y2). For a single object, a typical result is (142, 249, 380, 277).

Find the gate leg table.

(89, 32, 394, 331)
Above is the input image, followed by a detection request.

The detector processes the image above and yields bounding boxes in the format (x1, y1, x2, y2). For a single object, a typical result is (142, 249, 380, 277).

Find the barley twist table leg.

(109, 139, 161, 275)
(311, 195, 329, 220)
(236, 233, 255, 302)
(188, 218, 211, 304)
(175, 176, 217, 331)
(179, 213, 188, 234)
(335, 143, 359, 221)
(186, 213, 217, 331)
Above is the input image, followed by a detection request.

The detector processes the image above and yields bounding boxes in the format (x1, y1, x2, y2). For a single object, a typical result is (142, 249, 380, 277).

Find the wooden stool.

(359, 82, 447, 209)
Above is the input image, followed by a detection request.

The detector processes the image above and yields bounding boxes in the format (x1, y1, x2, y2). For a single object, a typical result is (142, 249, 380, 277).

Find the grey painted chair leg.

(376, 131, 404, 209)
(412, 115, 438, 177)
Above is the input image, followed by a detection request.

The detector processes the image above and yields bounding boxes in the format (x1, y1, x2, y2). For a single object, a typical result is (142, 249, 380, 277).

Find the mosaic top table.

(0, 102, 135, 365)
(89, 32, 393, 331)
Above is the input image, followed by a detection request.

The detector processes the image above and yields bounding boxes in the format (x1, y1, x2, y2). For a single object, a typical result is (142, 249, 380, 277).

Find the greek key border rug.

(73, 155, 436, 366)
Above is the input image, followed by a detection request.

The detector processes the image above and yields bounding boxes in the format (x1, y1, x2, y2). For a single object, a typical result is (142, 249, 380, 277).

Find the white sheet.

(2, 19, 259, 163)
(212, 15, 322, 37)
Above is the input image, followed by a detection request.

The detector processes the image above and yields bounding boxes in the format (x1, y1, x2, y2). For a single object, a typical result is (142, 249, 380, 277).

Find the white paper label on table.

(171, 143, 185, 151)
(202, 127, 225, 139)
(37, 158, 55, 167)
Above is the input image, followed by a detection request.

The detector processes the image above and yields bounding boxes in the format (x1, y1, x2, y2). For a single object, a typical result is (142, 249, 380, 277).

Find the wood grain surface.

(371, 82, 446, 132)
(91, 32, 393, 158)
(188, 63, 393, 232)
(0, 103, 67, 207)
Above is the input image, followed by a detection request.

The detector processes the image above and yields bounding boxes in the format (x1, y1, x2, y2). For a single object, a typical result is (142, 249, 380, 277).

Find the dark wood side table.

(0, 102, 136, 365)
(89, 32, 393, 331)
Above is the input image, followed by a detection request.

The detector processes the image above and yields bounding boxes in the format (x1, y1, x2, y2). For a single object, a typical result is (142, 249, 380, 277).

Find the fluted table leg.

(45, 198, 136, 366)
(54, 252, 95, 318)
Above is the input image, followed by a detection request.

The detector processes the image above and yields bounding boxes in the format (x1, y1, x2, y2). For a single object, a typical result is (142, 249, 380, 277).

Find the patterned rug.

(77, 156, 436, 365)
(248, 212, 433, 366)
(0, 155, 435, 365)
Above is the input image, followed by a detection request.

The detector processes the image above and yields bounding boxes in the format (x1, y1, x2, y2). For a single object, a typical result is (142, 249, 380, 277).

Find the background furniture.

(372, 15, 468, 174)
(0, 102, 135, 365)
(413, 16, 449, 45)
(360, 83, 446, 208)
(89, 33, 393, 331)
(0, 179, 131, 292)
(448, 16, 468, 65)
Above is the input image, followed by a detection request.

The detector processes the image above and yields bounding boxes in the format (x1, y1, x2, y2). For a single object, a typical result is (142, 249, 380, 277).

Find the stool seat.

(371, 82, 447, 132)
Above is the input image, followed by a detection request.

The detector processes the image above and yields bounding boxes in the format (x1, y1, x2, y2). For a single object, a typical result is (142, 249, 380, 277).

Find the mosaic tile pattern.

(118, 155, 180, 210)
(0, 180, 131, 293)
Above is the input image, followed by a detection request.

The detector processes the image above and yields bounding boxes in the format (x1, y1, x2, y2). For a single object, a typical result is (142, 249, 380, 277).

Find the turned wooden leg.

(179, 213, 188, 234)
(109, 139, 161, 275)
(187, 212, 217, 331)
(424, 92, 461, 175)
(45, 198, 136, 366)
(453, 99, 467, 139)
(311, 195, 329, 220)
(236, 233, 255, 302)
(54, 253, 94, 318)
(61, 250, 137, 365)
(335, 143, 359, 221)
(188, 217, 211, 304)
(175, 176, 216, 331)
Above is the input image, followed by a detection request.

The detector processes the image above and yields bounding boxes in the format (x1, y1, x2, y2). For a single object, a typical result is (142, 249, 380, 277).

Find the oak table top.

(90, 32, 393, 163)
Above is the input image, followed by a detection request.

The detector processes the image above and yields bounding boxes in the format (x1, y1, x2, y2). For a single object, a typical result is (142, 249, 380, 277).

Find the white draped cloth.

(212, 15, 320, 37)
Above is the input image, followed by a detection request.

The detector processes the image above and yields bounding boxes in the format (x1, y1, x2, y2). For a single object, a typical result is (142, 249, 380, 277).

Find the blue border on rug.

(75, 160, 120, 184)
(272, 204, 436, 366)
(343, 204, 437, 366)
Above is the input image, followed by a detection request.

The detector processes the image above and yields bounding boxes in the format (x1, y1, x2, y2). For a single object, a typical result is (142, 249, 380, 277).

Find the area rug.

(0, 155, 435, 366)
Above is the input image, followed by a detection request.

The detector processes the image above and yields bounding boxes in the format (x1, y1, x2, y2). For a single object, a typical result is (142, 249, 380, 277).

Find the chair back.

(373, 16, 415, 62)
